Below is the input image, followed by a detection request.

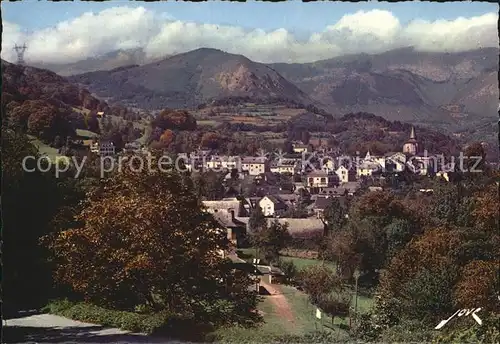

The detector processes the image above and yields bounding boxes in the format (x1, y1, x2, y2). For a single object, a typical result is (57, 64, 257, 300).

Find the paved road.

(3, 313, 180, 343)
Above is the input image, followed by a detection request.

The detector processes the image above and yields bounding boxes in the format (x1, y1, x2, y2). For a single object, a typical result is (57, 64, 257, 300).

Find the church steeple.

(410, 126, 416, 140)
(403, 126, 418, 155)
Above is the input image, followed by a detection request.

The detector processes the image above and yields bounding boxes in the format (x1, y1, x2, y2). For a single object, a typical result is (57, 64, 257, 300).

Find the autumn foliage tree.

(44, 161, 260, 326)
(201, 132, 223, 150)
(159, 129, 175, 147)
(152, 109, 197, 131)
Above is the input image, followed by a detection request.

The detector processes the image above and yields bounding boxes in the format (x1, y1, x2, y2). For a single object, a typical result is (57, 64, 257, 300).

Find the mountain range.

(31, 47, 499, 132)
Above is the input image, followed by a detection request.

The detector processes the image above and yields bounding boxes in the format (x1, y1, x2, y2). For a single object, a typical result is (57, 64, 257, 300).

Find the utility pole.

(353, 269, 360, 329)
(13, 43, 27, 65)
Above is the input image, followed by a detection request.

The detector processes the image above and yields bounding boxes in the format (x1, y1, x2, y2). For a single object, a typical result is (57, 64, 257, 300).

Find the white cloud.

(1, 7, 498, 64)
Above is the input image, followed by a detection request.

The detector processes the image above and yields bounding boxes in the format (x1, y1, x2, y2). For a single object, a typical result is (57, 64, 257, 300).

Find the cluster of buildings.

(179, 127, 450, 181)
(196, 128, 458, 252)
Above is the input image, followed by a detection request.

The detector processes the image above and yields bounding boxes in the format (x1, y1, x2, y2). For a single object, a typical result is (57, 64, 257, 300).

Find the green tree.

(248, 205, 267, 234)
(322, 197, 348, 233)
(2, 129, 83, 312)
(252, 220, 291, 265)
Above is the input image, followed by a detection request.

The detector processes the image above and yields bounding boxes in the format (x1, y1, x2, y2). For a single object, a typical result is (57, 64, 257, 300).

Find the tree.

(160, 129, 175, 147)
(322, 197, 348, 233)
(201, 132, 223, 150)
(453, 260, 500, 312)
(248, 205, 267, 234)
(298, 265, 343, 304)
(85, 112, 100, 133)
(43, 160, 260, 326)
(252, 220, 291, 265)
(384, 218, 417, 258)
(152, 109, 197, 131)
(301, 131, 311, 144)
(192, 171, 226, 200)
(2, 129, 83, 313)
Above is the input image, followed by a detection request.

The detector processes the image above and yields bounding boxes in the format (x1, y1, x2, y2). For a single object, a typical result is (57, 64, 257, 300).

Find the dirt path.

(261, 281, 296, 326)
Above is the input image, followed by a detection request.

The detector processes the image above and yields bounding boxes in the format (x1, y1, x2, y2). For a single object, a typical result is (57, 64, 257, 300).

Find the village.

(79, 126, 455, 253)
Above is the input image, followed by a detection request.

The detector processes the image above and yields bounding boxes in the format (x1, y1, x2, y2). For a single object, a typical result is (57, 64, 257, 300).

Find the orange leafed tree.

(153, 109, 197, 131)
(453, 260, 500, 312)
(159, 129, 175, 146)
(43, 160, 259, 322)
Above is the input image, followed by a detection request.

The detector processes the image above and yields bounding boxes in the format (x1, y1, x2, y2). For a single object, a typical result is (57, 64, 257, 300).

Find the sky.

(1, 1, 498, 64)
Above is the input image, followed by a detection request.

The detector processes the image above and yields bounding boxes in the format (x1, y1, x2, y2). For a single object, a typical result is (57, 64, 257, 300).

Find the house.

(212, 211, 247, 249)
(436, 170, 450, 182)
(341, 181, 361, 196)
(90, 141, 99, 154)
(202, 199, 247, 218)
(99, 141, 116, 156)
(307, 196, 333, 219)
(335, 165, 356, 183)
(124, 142, 141, 154)
(305, 171, 335, 188)
(321, 158, 336, 173)
(259, 195, 288, 217)
(206, 155, 240, 171)
(241, 157, 269, 176)
(292, 143, 311, 154)
(410, 154, 437, 175)
(385, 152, 407, 172)
(203, 199, 250, 248)
(275, 193, 300, 208)
(319, 187, 347, 197)
(270, 159, 301, 175)
(357, 161, 381, 178)
(82, 139, 95, 150)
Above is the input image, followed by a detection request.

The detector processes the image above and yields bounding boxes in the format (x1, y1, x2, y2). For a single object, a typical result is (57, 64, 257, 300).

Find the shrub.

(274, 331, 349, 343)
(44, 299, 173, 335)
(316, 293, 350, 318)
(277, 259, 298, 285)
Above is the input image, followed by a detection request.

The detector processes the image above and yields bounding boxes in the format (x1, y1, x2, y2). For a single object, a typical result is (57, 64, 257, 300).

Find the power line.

(13, 43, 27, 65)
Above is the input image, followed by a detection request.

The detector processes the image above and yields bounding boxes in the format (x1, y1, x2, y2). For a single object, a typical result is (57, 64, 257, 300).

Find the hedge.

(43, 299, 214, 340)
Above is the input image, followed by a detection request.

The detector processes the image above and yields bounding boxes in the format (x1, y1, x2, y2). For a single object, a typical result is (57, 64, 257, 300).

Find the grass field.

(212, 283, 353, 342)
(197, 120, 219, 126)
(211, 297, 292, 342)
(27, 135, 63, 162)
(280, 256, 337, 270)
(75, 129, 98, 138)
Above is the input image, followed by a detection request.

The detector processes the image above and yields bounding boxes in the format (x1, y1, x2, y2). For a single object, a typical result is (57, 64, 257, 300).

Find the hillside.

(2, 59, 107, 112)
(1, 59, 108, 154)
(62, 47, 498, 129)
(270, 47, 499, 126)
(68, 48, 316, 110)
(31, 49, 164, 77)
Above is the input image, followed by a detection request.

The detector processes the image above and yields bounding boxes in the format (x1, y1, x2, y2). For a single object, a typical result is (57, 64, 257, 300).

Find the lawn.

(75, 129, 98, 139)
(236, 248, 335, 270)
(211, 297, 291, 342)
(27, 135, 64, 163)
(196, 119, 219, 127)
(212, 284, 352, 342)
(280, 256, 336, 270)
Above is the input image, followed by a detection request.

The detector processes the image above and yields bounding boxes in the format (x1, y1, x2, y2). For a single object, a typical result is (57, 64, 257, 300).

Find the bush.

(316, 293, 350, 318)
(44, 299, 179, 336)
(274, 331, 350, 343)
(277, 259, 298, 285)
(288, 230, 323, 250)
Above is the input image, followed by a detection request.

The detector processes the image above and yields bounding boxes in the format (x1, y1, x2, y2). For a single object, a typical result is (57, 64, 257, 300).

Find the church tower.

(402, 126, 418, 155)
